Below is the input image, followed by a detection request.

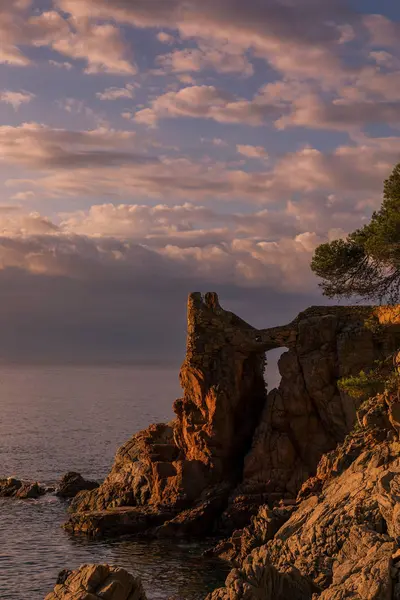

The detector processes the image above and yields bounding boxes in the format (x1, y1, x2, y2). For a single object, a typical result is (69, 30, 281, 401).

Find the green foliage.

(338, 353, 399, 401)
(311, 163, 400, 303)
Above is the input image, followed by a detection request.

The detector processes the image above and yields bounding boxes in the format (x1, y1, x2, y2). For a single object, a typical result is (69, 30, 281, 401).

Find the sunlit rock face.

(45, 564, 147, 600)
(65, 294, 400, 538)
(207, 386, 400, 600)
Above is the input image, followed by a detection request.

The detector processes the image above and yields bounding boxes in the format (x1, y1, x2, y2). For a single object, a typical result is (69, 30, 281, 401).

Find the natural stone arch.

(65, 292, 400, 538)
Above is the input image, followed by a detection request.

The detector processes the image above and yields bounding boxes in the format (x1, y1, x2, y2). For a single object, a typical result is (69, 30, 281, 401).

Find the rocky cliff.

(206, 380, 400, 600)
(65, 293, 400, 538)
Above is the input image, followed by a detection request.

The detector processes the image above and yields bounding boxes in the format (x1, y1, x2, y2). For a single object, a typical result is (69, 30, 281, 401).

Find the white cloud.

(237, 145, 269, 159)
(0, 3, 137, 74)
(30, 11, 137, 75)
(96, 84, 136, 101)
(212, 138, 228, 146)
(157, 32, 176, 45)
(156, 41, 254, 77)
(0, 0, 32, 66)
(0, 202, 318, 292)
(0, 90, 35, 110)
(0, 123, 142, 169)
(10, 191, 36, 201)
(135, 85, 279, 127)
(48, 59, 73, 70)
(274, 89, 400, 132)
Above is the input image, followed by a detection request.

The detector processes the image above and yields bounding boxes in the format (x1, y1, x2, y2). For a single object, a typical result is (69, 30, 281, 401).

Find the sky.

(0, 0, 399, 365)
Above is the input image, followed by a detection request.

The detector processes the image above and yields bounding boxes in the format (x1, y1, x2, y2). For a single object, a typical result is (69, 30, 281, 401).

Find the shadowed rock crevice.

(65, 293, 400, 538)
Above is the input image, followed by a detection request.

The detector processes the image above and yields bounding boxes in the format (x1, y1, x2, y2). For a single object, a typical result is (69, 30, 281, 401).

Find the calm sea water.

(0, 366, 229, 600)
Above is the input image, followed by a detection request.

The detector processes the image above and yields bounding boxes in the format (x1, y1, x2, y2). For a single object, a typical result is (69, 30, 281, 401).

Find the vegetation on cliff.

(311, 162, 400, 303)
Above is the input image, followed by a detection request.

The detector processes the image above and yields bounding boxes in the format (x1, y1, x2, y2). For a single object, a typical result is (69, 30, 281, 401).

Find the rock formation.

(65, 293, 400, 538)
(0, 477, 46, 499)
(0, 472, 99, 501)
(206, 381, 400, 600)
(56, 472, 99, 499)
(45, 564, 147, 600)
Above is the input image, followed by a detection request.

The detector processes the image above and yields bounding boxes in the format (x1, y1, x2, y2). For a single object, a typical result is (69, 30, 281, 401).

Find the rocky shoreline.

(44, 377, 400, 599)
(64, 293, 400, 541)
(0, 471, 99, 501)
(5, 292, 400, 599)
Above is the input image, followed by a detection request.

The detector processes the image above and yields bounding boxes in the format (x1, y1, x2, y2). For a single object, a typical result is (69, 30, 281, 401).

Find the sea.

(0, 366, 230, 600)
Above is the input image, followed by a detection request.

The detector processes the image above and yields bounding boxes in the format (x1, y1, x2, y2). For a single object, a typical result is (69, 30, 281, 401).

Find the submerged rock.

(0, 477, 46, 499)
(65, 294, 400, 539)
(45, 564, 147, 600)
(56, 472, 99, 499)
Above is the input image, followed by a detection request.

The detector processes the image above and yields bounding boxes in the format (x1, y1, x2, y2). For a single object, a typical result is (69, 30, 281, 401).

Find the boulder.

(56, 472, 99, 499)
(0, 477, 46, 499)
(45, 564, 147, 600)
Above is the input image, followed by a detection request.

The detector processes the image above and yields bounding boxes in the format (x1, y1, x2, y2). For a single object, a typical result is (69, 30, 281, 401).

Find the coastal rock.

(45, 563, 147, 600)
(56, 472, 99, 499)
(0, 477, 46, 499)
(209, 386, 400, 599)
(66, 294, 400, 538)
(205, 504, 296, 565)
(64, 506, 177, 538)
(206, 546, 316, 600)
(317, 526, 395, 600)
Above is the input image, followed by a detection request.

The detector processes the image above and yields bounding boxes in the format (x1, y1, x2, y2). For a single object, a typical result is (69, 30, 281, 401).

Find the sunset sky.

(0, 0, 399, 363)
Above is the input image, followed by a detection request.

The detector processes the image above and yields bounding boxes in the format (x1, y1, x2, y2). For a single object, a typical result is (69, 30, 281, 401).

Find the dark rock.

(56, 471, 99, 499)
(0, 477, 46, 499)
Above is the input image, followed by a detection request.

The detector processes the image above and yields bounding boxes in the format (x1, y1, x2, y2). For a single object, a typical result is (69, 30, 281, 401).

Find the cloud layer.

(0, 0, 398, 363)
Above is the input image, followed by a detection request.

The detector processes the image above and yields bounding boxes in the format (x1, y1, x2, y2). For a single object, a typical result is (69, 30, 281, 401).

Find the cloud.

(96, 84, 136, 101)
(0, 3, 137, 74)
(157, 32, 176, 45)
(0, 197, 332, 364)
(0, 204, 318, 294)
(59, 202, 300, 243)
(363, 14, 400, 49)
(237, 145, 269, 159)
(276, 93, 400, 131)
(3, 124, 398, 210)
(53, 0, 361, 89)
(156, 41, 254, 76)
(135, 85, 279, 126)
(9, 191, 36, 201)
(48, 59, 73, 70)
(0, 0, 33, 66)
(212, 138, 228, 146)
(56, 0, 355, 54)
(30, 11, 137, 75)
(0, 123, 154, 170)
(0, 90, 35, 110)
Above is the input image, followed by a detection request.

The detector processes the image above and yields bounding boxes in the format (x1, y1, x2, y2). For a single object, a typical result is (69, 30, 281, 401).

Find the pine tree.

(311, 163, 400, 303)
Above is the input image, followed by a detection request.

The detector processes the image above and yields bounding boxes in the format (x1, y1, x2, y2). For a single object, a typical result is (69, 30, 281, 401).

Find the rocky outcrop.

(0, 472, 98, 501)
(207, 385, 400, 600)
(45, 564, 147, 600)
(56, 472, 99, 499)
(204, 503, 297, 565)
(65, 293, 400, 538)
(0, 477, 46, 499)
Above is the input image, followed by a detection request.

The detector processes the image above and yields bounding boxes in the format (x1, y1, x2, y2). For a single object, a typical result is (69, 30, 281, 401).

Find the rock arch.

(66, 293, 400, 537)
